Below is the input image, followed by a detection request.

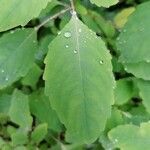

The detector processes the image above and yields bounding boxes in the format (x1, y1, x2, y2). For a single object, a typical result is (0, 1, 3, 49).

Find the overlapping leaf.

(90, 0, 119, 8)
(108, 122, 150, 150)
(29, 89, 62, 132)
(114, 78, 134, 105)
(44, 15, 115, 144)
(0, 29, 37, 89)
(9, 90, 32, 130)
(0, 0, 51, 32)
(136, 79, 150, 114)
(117, 1, 150, 80)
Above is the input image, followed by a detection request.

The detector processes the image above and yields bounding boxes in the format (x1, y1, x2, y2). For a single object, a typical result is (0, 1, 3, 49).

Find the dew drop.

(79, 29, 82, 33)
(124, 67, 127, 71)
(65, 45, 69, 48)
(74, 50, 77, 54)
(84, 40, 86, 43)
(64, 32, 71, 38)
(58, 31, 61, 35)
(33, 40, 36, 43)
(99, 60, 104, 64)
(114, 139, 118, 143)
(5, 77, 8, 81)
(1, 70, 4, 73)
(10, 30, 14, 34)
(146, 60, 150, 63)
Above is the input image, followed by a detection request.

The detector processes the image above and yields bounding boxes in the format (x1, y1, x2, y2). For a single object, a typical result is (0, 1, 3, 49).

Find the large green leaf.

(44, 15, 115, 144)
(0, 29, 37, 89)
(0, 0, 51, 32)
(90, 0, 119, 8)
(108, 122, 150, 150)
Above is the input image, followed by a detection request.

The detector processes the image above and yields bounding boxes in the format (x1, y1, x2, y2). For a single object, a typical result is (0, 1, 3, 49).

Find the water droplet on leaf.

(66, 45, 69, 48)
(99, 60, 104, 64)
(79, 29, 82, 33)
(64, 32, 71, 38)
(58, 31, 61, 35)
(146, 60, 150, 63)
(74, 50, 77, 54)
(5, 77, 8, 81)
(10, 31, 14, 34)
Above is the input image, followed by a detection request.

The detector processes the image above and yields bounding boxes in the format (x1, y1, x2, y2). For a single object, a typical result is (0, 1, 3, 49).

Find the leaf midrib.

(72, 15, 89, 138)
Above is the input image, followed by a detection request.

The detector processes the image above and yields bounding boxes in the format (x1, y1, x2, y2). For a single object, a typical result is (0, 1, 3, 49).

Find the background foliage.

(0, 0, 150, 149)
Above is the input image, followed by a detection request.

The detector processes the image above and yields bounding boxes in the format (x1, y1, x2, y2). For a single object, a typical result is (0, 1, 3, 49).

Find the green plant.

(0, 0, 150, 149)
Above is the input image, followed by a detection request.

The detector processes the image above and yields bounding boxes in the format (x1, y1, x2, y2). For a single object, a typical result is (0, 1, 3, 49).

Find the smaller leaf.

(14, 146, 26, 150)
(31, 123, 48, 144)
(123, 62, 150, 80)
(21, 63, 42, 88)
(137, 79, 150, 113)
(0, 94, 11, 114)
(9, 90, 32, 130)
(0, 137, 5, 148)
(90, 0, 119, 8)
(29, 89, 62, 132)
(114, 7, 135, 29)
(108, 122, 150, 150)
(11, 130, 28, 146)
(114, 78, 134, 105)
(0, 28, 37, 89)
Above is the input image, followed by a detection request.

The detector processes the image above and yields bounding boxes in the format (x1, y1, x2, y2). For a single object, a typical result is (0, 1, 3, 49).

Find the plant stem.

(35, 7, 71, 30)
(70, 0, 75, 12)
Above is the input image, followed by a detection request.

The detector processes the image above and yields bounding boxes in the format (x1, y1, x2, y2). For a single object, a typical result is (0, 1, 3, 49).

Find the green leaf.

(136, 79, 150, 113)
(0, 94, 11, 114)
(21, 63, 42, 88)
(114, 7, 135, 29)
(11, 130, 28, 146)
(14, 146, 26, 150)
(117, 1, 150, 80)
(0, 0, 51, 32)
(118, 1, 150, 63)
(44, 15, 115, 144)
(0, 29, 37, 89)
(90, 0, 119, 8)
(114, 78, 134, 105)
(123, 62, 150, 80)
(9, 90, 32, 130)
(31, 123, 48, 144)
(108, 122, 150, 150)
(99, 108, 124, 150)
(29, 89, 62, 132)
(0, 137, 5, 148)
